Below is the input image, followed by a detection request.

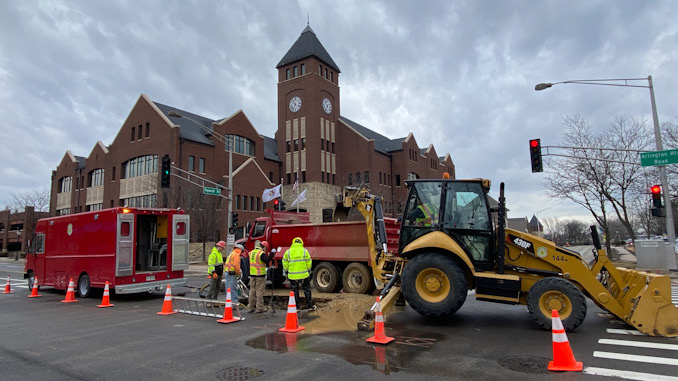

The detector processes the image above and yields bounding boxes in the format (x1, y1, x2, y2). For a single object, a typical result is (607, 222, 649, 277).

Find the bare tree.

(543, 115, 653, 251)
(542, 216, 561, 244)
(168, 180, 226, 262)
(3, 189, 50, 213)
(561, 219, 590, 245)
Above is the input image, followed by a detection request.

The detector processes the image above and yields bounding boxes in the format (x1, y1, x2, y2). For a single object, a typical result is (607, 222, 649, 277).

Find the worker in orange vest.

(225, 243, 244, 302)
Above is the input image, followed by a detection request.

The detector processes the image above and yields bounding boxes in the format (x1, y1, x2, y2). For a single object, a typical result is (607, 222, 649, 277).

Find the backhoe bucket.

(623, 271, 678, 337)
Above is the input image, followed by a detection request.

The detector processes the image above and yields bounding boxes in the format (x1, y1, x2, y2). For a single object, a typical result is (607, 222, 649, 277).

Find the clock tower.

(275, 25, 341, 187)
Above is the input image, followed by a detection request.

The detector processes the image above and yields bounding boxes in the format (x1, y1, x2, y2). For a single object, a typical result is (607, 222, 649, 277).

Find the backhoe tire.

(402, 253, 468, 318)
(342, 262, 373, 294)
(527, 277, 587, 331)
(313, 262, 341, 293)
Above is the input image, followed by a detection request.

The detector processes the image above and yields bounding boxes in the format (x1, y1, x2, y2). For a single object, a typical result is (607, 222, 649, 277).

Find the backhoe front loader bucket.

(621, 270, 678, 337)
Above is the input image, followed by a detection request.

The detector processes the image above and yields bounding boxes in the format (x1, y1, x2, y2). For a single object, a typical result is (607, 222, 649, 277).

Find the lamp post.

(15, 230, 21, 261)
(168, 111, 233, 251)
(536, 76, 676, 268)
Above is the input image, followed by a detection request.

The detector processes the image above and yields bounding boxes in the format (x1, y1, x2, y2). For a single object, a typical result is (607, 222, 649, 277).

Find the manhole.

(215, 366, 264, 380)
(498, 356, 550, 374)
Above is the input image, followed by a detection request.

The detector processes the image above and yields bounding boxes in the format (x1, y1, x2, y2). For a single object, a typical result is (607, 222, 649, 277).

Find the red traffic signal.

(273, 199, 279, 206)
(529, 139, 543, 173)
(651, 184, 663, 208)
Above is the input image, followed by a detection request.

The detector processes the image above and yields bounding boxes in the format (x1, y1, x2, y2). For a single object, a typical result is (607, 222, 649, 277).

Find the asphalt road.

(1, 258, 677, 380)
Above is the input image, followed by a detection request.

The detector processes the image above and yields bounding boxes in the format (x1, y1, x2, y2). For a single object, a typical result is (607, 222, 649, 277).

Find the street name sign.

(203, 187, 221, 195)
(640, 149, 678, 167)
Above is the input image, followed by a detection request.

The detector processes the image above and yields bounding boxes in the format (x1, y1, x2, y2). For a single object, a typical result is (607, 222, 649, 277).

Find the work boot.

(256, 307, 267, 313)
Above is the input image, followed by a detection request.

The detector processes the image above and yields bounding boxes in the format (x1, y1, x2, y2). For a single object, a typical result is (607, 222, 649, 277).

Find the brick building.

(0, 207, 48, 254)
(49, 25, 455, 240)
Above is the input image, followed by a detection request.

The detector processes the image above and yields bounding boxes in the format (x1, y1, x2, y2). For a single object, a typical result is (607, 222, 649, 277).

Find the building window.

(332, 142, 335, 153)
(293, 66, 298, 77)
(58, 176, 72, 193)
(138, 125, 142, 140)
(131, 127, 135, 142)
(331, 72, 333, 82)
(112, 167, 116, 181)
(250, 196, 255, 211)
(121, 155, 158, 179)
(364, 171, 369, 184)
(302, 171, 306, 182)
(235, 195, 241, 210)
(286, 141, 291, 153)
(199, 158, 205, 174)
(226, 135, 255, 156)
(269, 171, 273, 182)
(322, 172, 324, 183)
(321, 138, 324, 151)
(356, 172, 361, 184)
(300, 63, 305, 75)
(294, 139, 298, 151)
(396, 174, 401, 187)
(286, 68, 290, 80)
(188, 156, 195, 172)
(88, 168, 105, 187)
(121, 194, 157, 208)
(287, 173, 291, 184)
(333, 174, 335, 185)
(145, 122, 150, 138)
(301, 137, 306, 150)
(324, 68, 328, 78)
(326, 140, 330, 151)
(319, 64, 322, 75)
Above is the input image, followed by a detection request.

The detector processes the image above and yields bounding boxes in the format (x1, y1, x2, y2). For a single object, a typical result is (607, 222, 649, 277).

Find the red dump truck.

(236, 210, 399, 294)
(24, 207, 190, 297)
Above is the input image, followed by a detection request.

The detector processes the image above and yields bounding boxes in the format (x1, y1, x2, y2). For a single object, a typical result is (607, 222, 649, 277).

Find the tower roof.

(276, 25, 340, 72)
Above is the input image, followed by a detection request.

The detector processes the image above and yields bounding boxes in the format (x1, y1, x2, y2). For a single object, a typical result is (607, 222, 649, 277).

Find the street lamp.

(168, 111, 234, 251)
(535, 76, 676, 268)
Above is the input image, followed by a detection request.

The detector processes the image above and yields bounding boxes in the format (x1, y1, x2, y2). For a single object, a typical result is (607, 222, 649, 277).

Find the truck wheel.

(527, 277, 587, 331)
(342, 263, 373, 294)
(402, 253, 468, 317)
(313, 262, 341, 293)
(77, 274, 91, 298)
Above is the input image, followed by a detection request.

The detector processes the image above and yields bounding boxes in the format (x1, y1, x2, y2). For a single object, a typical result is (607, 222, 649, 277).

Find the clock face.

(322, 97, 332, 114)
(289, 96, 302, 113)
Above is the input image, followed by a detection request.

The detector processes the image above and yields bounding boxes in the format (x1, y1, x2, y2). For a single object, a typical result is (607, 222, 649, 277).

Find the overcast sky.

(1, 1, 677, 223)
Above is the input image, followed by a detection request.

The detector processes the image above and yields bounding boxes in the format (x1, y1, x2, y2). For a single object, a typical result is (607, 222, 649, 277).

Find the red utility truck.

(24, 207, 190, 297)
(237, 210, 399, 294)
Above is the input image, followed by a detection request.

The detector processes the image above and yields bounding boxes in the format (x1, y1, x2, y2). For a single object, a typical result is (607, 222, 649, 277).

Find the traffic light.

(650, 185, 665, 217)
(280, 200, 286, 211)
(273, 199, 279, 210)
(160, 155, 171, 188)
(529, 139, 543, 173)
(651, 185, 662, 207)
(231, 212, 239, 227)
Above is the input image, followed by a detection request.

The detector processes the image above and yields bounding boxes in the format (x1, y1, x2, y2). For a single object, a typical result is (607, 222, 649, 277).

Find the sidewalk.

(613, 246, 678, 282)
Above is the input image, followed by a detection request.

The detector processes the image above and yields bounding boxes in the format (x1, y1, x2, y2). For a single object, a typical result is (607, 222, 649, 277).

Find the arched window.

(226, 135, 255, 156)
(88, 168, 105, 187)
(121, 155, 158, 179)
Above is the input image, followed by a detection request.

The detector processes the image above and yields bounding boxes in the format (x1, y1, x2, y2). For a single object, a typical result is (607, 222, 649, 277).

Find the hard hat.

(235, 243, 245, 250)
(216, 241, 226, 248)
(260, 241, 270, 249)
(293, 237, 303, 245)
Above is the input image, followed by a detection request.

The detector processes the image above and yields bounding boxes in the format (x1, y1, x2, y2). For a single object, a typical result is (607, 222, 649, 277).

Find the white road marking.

(584, 367, 678, 381)
(594, 351, 678, 366)
(599, 338, 678, 351)
(607, 328, 646, 336)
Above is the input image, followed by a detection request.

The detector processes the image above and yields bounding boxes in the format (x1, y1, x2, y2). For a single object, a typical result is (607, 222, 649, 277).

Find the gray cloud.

(1, 0, 676, 222)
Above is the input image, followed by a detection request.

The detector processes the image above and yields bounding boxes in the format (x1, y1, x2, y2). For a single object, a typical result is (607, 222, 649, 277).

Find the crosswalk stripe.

(584, 367, 678, 381)
(594, 351, 678, 366)
(599, 339, 678, 351)
(607, 328, 645, 336)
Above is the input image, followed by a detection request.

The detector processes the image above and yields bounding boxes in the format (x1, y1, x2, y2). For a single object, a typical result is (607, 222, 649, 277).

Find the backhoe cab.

(352, 178, 678, 337)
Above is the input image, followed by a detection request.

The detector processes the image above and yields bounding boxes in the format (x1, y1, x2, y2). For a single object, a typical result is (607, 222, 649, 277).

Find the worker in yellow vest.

(247, 241, 271, 313)
(206, 241, 226, 302)
(283, 237, 315, 310)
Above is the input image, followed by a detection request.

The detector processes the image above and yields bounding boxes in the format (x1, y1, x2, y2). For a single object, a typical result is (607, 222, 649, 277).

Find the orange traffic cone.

(367, 297, 394, 344)
(61, 278, 78, 303)
(28, 276, 41, 298)
(157, 285, 177, 315)
(97, 281, 114, 307)
(279, 291, 305, 332)
(2, 275, 13, 294)
(217, 287, 241, 324)
(548, 310, 583, 371)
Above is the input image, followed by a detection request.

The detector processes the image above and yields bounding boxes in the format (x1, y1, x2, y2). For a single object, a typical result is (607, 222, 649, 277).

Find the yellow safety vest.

(207, 247, 224, 275)
(283, 243, 311, 280)
(249, 248, 266, 276)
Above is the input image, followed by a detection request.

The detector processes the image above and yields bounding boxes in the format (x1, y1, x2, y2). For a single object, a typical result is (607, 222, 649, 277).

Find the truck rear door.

(116, 213, 134, 277)
(171, 214, 189, 271)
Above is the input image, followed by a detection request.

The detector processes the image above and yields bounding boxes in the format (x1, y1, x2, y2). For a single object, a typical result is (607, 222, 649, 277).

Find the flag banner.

(290, 189, 307, 207)
(262, 184, 282, 202)
(292, 178, 299, 196)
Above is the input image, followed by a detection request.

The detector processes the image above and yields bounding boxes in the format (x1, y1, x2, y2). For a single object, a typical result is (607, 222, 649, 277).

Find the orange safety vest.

(249, 248, 266, 276)
(225, 249, 241, 274)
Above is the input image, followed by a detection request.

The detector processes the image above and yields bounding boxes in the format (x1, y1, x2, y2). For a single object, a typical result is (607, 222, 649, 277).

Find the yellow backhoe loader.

(345, 178, 678, 337)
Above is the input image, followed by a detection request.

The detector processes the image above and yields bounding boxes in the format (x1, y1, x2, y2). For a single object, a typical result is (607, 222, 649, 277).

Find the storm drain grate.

(215, 366, 264, 380)
(498, 356, 550, 374)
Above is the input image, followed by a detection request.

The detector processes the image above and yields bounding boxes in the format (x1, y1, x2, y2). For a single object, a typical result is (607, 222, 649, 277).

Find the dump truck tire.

(527, 277, 587, 331)
(402, 253, 468, 317)
(342, 262, 373, 294)
(78, 273, 91, 298)
(314, 262, 341, 293)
